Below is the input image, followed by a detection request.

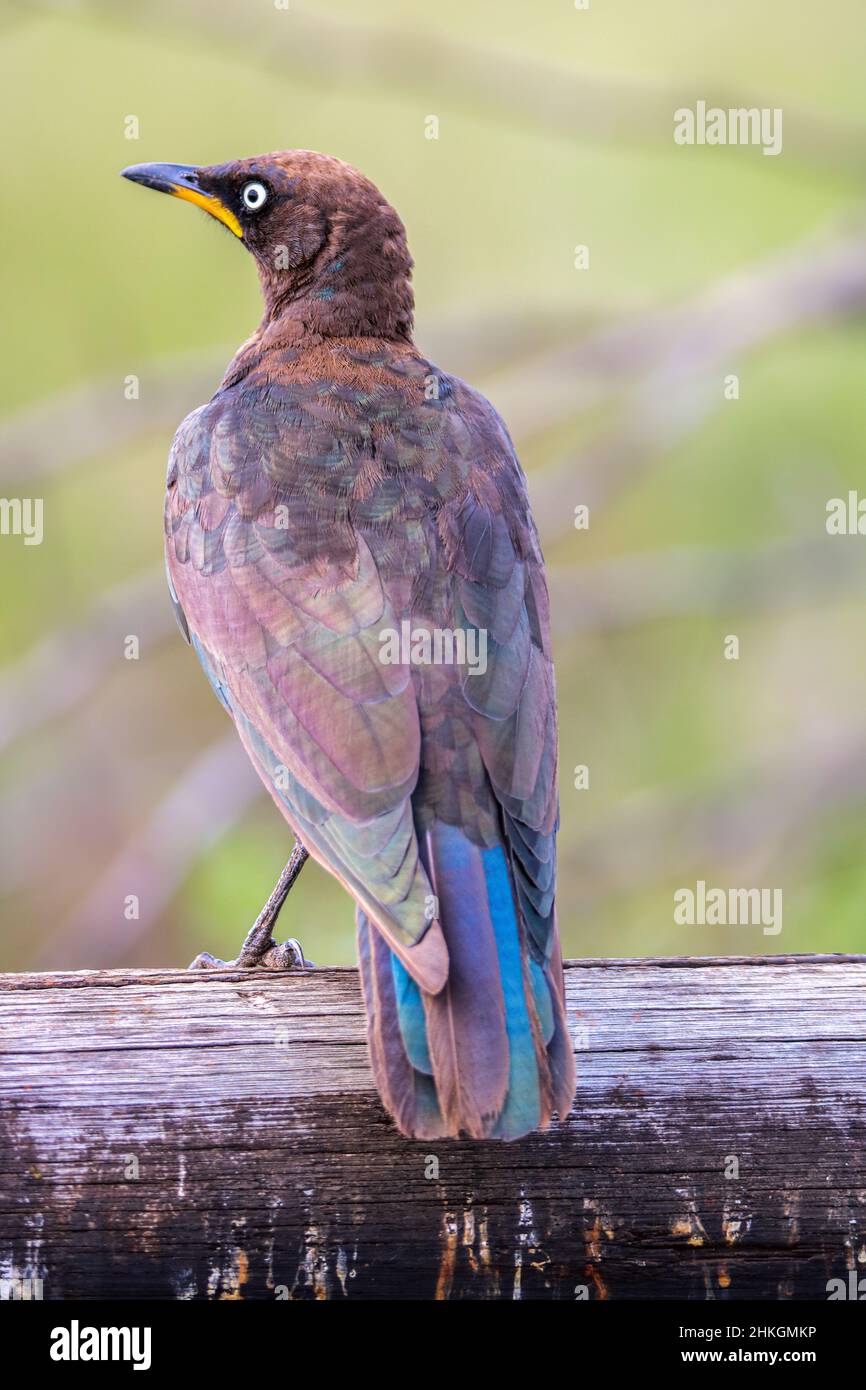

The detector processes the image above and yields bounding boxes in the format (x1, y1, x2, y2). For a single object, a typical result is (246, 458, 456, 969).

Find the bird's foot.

(187, 840, 311, 972)
(189, 937, 311, 971)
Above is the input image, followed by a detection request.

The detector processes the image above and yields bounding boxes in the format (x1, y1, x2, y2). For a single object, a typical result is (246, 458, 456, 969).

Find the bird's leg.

(234, 841, 311, 968)
(189, 841, 311, 971)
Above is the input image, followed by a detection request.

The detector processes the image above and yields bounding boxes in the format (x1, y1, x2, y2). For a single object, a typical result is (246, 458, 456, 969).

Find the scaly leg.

(189, 841, 311, 970)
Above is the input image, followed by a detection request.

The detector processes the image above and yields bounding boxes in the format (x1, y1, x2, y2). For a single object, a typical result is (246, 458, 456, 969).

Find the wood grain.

(1, 956, 864, 1300)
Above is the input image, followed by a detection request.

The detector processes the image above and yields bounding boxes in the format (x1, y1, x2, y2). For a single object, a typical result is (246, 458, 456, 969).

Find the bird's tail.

(357, 821, 575, 1140)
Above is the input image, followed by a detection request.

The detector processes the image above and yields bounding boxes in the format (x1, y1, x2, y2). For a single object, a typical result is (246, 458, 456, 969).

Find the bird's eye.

(241, 181, 269, 212)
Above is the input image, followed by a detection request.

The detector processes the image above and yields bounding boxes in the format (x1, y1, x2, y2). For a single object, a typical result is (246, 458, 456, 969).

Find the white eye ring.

(241, 181, 268, 212)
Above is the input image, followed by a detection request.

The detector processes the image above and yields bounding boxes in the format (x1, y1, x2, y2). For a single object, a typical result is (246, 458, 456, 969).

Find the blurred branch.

(0, 348, 227, 485)
(33, 735, 264, 969)
(532, 380, 716, 541)
(502, 224, 866, 446)
(0, 569, 170, 754)
(564, 722, 866, 905)
(524, 226, 866, 539)
(548, 538, 866, 636)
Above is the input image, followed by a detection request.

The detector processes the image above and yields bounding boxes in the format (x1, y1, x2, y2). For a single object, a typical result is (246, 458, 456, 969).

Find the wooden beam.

(1, 956, 864, 1301)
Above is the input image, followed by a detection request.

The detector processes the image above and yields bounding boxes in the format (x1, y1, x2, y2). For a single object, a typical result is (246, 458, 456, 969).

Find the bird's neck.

(222, 274, 415, 390)
(219, 322, 420, 394)
(256, 206, 415, 343)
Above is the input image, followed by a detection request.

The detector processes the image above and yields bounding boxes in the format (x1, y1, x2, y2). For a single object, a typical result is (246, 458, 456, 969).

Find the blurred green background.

(2, 0, 866, 969)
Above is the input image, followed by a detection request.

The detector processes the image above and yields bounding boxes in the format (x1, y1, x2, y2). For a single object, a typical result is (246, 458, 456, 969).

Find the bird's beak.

(120, 162, 243, 239)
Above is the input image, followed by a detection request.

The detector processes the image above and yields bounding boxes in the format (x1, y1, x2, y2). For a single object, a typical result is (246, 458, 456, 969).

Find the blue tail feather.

(528, 956, 555, 1046)
(379, 827, 565, 1140)
(391, 953, 434, 1074)
(481, 844, 543, 1139)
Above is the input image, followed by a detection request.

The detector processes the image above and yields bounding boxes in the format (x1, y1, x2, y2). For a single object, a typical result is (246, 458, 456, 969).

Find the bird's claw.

(188, 938, 311, 971)
(188, 950, 228, 970)
(260, 937, 310, 970)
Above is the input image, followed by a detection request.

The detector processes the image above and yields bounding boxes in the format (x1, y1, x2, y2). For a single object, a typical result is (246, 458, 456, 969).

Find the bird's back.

(165, 334, 575, 1138)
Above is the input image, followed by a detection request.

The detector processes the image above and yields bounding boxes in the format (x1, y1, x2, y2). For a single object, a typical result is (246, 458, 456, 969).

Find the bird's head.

(121, 149, 414, 341)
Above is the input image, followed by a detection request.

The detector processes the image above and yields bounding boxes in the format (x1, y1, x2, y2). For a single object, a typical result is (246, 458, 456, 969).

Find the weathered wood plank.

(1, 957, 864, 1300)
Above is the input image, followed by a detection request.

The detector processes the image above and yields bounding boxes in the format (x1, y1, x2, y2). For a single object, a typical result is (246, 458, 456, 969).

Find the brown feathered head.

(121, 150, 414, 341)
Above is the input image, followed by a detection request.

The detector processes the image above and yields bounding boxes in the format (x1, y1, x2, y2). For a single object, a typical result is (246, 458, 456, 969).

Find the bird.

(121, 151, 575, 1140)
